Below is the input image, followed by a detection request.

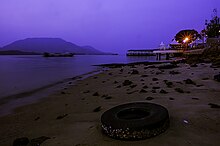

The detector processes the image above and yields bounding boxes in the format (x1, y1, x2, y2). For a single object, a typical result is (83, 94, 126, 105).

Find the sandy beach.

(0, 62, 220, 146)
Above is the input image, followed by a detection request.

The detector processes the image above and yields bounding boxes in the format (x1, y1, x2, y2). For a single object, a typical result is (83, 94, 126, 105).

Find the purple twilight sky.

(0, 0, 219, 54)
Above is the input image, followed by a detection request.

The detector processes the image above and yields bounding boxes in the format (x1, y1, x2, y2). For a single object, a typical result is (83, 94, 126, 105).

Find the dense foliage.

(206, 16, 220, 38)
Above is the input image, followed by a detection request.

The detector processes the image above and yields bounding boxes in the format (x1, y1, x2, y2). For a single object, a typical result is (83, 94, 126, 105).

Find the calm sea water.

(0, 55, 157, 98)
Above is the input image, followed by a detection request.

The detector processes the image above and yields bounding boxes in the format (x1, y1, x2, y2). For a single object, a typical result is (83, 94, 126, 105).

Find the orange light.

(183, 37, 189, 43)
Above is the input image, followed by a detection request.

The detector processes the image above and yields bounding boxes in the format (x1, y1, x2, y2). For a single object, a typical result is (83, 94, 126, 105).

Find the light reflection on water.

(0, 55, 156, 98)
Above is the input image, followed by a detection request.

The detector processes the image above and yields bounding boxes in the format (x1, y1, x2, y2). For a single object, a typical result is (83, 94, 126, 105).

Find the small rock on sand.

(144, 65, 156, 69)
(151, 90, 156, 93)
(192, 98, 199, 100)
(202, 77, 209, 80)
(34, 117, 40, 121)
(61, 91, 66, 94)
(176, 81, 183, 84)
(155, 72, 161, 75)
(196, 84, 204, 87)
(30, 136, 50, 146)
(160, 89, 168, 94)
(140, 89, 148, 93)
(93, 92, 100, 96)
(130, 84, 137, 88)
(127, 90, 139, 94)
(190, 64, 198, 67)
(101, 94, 108, 98)
(158, 63, 177, 69)
(214, 74, 220, 82)
(146, 97, 154, 100)
(208, 103, 220, 108)
(83, 90, 90, 93)
(122, 80, 133, 86)
(164, 80, 173, 87)
(116, 85, 121, 88)
(93, 106, 102, 112)
(143, 85, 148, 89)
(184, 79, 196, 85)
(114, 81, 118, 84)
(169, 70, 180, 75)
(152, 86, 160, 89)
(102, 95, 112, 99)
(56, 114, 68, 120)
(175, 88, 184, 93)
(152, 78, 158, 81)
(105, 96, 112, 99)
(131, 70, 139, 74)
(13, 137, 29, 146)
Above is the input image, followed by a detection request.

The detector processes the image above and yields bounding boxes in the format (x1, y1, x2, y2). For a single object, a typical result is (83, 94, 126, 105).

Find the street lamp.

(183, 37, 189, 43)
(183, 37, 189, 51)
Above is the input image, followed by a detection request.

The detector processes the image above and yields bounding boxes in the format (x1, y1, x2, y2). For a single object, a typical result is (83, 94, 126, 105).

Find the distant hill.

(0, 38, 114, 55)
(0, 50, 40, 55)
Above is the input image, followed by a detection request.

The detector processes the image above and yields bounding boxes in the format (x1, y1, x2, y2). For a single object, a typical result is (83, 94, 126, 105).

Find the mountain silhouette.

(1, 38, 110, 55)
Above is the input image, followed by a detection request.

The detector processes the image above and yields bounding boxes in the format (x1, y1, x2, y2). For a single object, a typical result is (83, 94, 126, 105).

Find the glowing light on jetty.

(183, 37, 189, 43)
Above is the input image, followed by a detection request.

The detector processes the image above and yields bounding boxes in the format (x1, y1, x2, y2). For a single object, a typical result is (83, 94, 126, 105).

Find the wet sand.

(0, 70, 101, 116)
(0, 62, 220, 146)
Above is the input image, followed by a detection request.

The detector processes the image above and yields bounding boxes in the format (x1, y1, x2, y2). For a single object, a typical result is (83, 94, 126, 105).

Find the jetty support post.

(156, 53, 161, 60)
(166, 53, 170, 60)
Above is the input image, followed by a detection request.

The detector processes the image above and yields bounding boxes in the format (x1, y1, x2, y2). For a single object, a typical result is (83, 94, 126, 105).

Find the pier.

(126, 49, 157, 56)
(153, 49, 184, 60)
(126, 49, 184, 60)
(127, 48, 205, 60)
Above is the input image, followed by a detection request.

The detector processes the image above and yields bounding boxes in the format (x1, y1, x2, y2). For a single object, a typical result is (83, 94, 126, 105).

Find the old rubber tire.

(101, 102, 169, 140)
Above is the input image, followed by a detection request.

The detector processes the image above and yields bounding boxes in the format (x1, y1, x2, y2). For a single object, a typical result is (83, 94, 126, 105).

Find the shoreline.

(0, 69, 103, 117)
(0, 59, 182, 116)
(0, 61, 219, 145)
(95, 58, 185, 68)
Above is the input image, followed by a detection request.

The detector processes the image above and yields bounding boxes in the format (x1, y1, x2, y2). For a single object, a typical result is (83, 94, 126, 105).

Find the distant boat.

(43, 52, 74, 57)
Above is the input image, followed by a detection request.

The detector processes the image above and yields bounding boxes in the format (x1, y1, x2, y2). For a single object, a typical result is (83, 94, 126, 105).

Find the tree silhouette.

(175, 29, 199, 44)
(206, 16, 220, 38)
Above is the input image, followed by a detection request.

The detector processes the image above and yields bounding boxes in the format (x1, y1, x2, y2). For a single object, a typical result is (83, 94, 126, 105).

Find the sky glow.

(0, 0, 219, 53)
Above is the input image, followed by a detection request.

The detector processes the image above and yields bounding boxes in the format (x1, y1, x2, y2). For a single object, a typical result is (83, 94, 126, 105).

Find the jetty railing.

(126, 47, 205, 60)
(126, 48, 159, 56)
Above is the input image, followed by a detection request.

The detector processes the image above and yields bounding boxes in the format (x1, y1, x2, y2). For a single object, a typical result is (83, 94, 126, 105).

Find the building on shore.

(159, 42, 167, 50)
(169, 39, 183, 49)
